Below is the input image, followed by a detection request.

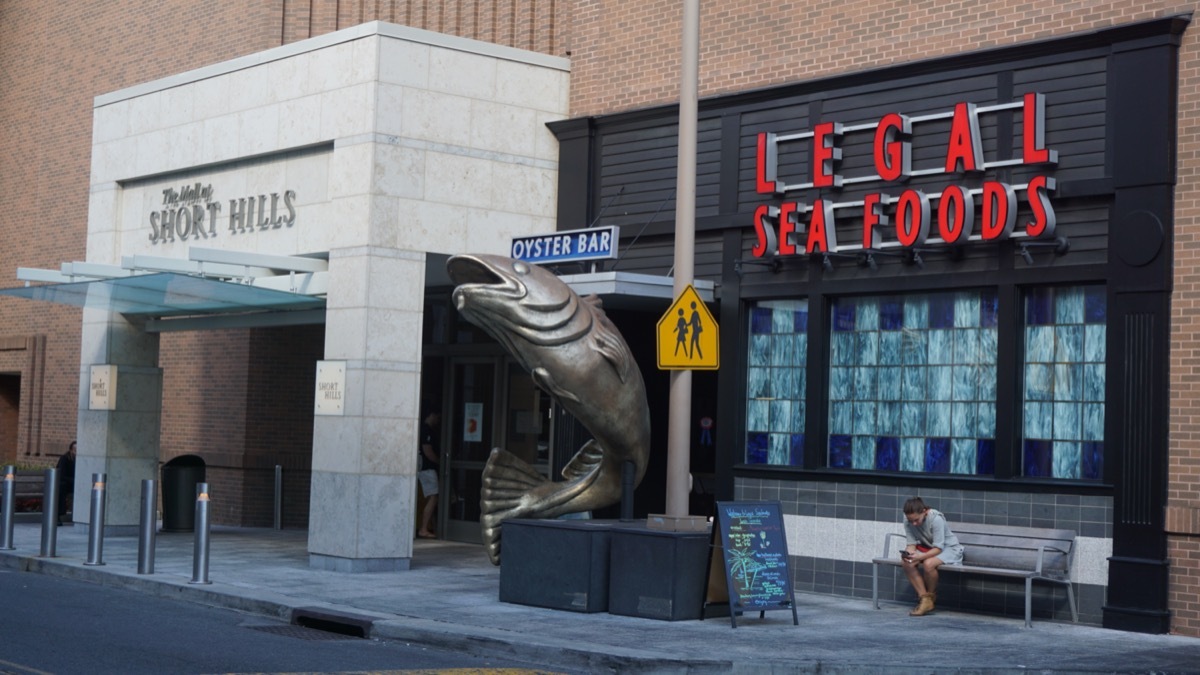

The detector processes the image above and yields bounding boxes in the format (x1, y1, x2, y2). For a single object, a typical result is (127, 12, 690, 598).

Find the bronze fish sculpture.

(446, 254, 651, 565)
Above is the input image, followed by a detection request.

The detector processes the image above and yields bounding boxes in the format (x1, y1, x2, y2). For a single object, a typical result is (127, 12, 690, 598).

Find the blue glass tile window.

(744, 299, 808, 466)
(1022, 285, 1106, 480)
(826, 291, 997, 475)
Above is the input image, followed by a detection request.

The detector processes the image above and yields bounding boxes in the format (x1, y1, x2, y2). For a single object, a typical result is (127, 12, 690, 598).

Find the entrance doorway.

(440, 357, 553, 543)
(0, 374, 19, 463)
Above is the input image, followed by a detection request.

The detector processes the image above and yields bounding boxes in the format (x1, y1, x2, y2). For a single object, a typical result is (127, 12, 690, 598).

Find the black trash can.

(161, 454, 206, 532)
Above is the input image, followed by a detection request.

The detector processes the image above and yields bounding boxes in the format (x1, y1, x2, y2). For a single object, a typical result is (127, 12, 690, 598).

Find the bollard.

(137, 479, 157, 574)
(84, 473, 107, 566)
(0, 465, 15, 550)
(273, 464, 282, 530)
(40, 467, 59, 557)
(190, 482, 211, 584)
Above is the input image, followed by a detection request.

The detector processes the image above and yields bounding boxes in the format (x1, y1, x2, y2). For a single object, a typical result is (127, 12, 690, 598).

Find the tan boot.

(909, 593, 935, 616)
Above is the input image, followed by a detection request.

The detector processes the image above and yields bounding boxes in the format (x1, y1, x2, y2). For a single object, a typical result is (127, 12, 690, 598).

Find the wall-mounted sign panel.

(510, 226, 619, 265)
(313, 361, 345, 416)
(89, 365, 117, 410)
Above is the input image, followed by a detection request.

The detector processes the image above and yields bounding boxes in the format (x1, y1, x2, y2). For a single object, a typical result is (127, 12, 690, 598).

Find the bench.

(871, 522, 1078, 627)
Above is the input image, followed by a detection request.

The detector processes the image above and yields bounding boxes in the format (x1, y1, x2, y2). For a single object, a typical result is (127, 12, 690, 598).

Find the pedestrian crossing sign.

(657, 285, 719, 370)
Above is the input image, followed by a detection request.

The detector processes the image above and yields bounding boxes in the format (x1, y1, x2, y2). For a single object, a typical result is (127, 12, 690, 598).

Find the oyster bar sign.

(149, 183, 297, 244)
(751, 93, 1059, 258)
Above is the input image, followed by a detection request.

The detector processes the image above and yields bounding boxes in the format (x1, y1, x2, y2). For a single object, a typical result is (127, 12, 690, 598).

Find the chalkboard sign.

(708, 501, 798, 627)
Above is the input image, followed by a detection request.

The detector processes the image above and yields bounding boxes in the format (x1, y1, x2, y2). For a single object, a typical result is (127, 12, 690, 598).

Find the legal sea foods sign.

(750, 93, 1059, 257)
(148, 183, 297, 244)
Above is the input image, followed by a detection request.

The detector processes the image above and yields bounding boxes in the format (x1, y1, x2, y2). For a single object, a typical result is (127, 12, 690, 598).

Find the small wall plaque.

(314, 361, 346, 416)
(89, 365, 117, 411)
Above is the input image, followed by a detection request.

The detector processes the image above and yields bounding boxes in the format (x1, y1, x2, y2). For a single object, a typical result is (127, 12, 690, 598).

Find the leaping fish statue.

(446, 254, 651, 565)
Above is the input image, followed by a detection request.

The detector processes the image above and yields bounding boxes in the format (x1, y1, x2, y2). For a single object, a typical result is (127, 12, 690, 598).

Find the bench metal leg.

(872, 563, 880, 609)
(1066, 581, 1078, 623)
(1025, 577, 1033, 628)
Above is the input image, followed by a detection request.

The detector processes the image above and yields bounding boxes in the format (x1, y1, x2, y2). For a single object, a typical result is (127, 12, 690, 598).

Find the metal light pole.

(666, 0, 700, 517)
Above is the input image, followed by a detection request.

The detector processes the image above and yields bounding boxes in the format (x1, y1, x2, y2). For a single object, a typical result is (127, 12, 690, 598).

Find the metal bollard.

(84, 473, 107, 566)
(40, 467, 59, 557)
(0, 466, 15, 550)
(137, 479, 157, 574)
(273, 465, 282, 530)
(190, 482, 211, 584)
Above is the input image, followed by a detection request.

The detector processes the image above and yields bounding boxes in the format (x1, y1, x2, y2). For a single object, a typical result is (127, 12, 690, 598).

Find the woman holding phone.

(901, 496, 964, 616)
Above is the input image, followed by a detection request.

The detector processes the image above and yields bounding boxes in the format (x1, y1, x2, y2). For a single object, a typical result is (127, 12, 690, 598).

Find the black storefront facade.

(550, 16, 1189, 632)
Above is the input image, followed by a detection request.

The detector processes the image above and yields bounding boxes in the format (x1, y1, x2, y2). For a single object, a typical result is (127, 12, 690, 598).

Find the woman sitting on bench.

(901, 497, 964, 617)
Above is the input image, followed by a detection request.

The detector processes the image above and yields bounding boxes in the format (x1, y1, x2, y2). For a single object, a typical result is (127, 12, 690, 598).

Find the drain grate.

(248, 624, 363, 641)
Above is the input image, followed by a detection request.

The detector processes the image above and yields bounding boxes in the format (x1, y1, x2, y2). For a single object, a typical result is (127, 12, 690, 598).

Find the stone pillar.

(308, 246, 425, 572)
(75, 304, 162, 535)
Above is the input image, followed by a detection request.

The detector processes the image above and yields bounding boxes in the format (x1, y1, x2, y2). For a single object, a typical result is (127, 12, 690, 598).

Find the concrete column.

(308, 246, 425, 572)
(75, 304, 162, 535)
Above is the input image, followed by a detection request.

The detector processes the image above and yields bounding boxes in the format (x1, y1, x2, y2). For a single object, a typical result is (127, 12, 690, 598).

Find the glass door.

(442, 358, 499, 543)
(441, 357, 554, 543)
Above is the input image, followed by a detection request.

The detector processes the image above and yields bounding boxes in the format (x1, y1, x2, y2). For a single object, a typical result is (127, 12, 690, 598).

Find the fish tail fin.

(479, 443, 604, 565)
(480, 447, 549, 565)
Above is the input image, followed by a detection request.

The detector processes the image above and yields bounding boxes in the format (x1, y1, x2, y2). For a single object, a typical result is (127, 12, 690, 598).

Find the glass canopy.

(0, 273, 326, 317)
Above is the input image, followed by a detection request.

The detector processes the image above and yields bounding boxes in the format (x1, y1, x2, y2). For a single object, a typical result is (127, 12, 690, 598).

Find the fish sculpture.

(446, 254, 651, 565)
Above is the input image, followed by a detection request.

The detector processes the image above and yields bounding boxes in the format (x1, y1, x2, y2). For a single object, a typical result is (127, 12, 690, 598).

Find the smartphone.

(900, 549, 911, 559)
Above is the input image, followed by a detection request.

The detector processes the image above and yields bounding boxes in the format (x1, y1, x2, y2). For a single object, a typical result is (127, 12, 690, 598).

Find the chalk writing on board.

(718, 501, 792, 608)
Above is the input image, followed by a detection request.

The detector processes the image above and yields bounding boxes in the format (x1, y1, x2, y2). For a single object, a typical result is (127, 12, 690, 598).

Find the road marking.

(0, 657, 55, 675)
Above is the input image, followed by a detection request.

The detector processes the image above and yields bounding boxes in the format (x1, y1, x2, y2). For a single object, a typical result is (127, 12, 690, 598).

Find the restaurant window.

(826, 291, 998, 474)
(1021, 286, 1106, 480)
(745, 299, 808, 465)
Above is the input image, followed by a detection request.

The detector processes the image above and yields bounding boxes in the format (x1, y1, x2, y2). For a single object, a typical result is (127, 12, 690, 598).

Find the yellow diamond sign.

(657, 285, 719, 370)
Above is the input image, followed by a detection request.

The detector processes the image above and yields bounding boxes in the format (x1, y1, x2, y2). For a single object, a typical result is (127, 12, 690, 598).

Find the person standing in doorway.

(417, 411, 441, 539)
(900, 496, 964, 616)
(56, 441, 76, 526)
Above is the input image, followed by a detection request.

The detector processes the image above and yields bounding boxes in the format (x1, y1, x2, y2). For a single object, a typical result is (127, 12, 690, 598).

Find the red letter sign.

(812, 122, 844, 188)
(937, 185, 975, 244)
(805, 200, 837, 253)
(1022, 93, 1058, 165)
(752, 204, 778, 258)
(944, 102, 984, 174)
(874, 113, 912, 182)
(756, 132, 782, 194)
(779, 202, 798, 256)
(1025, 176, 1057, 238)
(981, 181, 1017, 241)
(895, 190, 930, 247)
(863, 193, 890, 249)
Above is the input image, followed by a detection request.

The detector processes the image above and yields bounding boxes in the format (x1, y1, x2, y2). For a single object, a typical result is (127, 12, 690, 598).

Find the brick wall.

(1170, 3, 1200, 640)
(566, 1, 1188, 117)
(278, 0, 567, 54)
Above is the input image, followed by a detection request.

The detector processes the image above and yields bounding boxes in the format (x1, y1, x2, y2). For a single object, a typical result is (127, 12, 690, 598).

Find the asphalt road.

(0, 567, 571, 674)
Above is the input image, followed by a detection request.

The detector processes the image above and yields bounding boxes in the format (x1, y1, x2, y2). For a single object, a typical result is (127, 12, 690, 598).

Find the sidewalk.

(2, 522, 1200, 674)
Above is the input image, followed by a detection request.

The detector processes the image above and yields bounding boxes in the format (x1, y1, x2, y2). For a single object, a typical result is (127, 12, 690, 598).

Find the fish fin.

(479, 445, 601, 566)
(589, 319, 633, 383)
(532, 367, 581, 404)
(561, 439, 605, 481)
(480, 448, 548, 565)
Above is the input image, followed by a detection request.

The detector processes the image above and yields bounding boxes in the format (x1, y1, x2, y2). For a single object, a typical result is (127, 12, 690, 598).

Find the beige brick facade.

(3, 0, 1200, 635)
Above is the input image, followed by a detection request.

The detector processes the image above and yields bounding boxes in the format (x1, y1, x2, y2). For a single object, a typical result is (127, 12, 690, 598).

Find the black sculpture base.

(499, 518, 616, 613)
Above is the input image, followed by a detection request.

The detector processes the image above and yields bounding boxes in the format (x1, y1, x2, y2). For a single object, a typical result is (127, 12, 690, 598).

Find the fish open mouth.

(446, 255, 504, 286)
(446, 255, 524, 310)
